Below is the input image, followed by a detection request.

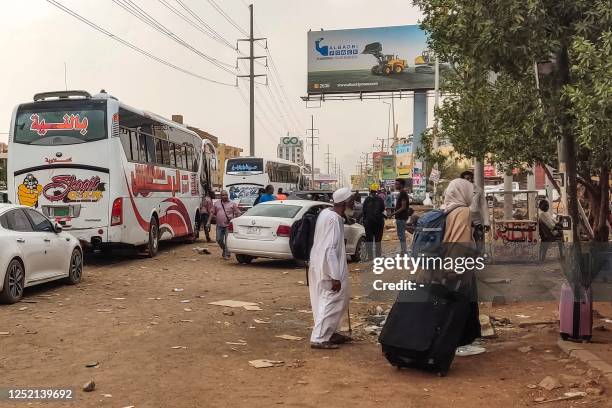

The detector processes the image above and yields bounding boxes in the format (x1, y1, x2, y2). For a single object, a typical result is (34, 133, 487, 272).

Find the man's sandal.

(310, 341, 339, 349)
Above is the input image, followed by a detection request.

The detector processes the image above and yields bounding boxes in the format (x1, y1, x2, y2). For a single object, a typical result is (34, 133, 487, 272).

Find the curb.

(557, 339, 612, 385)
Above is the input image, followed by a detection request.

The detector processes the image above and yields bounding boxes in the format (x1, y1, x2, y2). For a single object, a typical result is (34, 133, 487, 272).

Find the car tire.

(0, 259, 25, 304)
(236, 254, 254, 264)
(351, 237, 367, 263)
(65, 248, 83, 285)
(147, 217, 160, 258)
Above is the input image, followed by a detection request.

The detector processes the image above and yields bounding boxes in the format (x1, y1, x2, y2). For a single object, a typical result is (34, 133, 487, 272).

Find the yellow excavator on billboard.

(362, 42, 407, 75)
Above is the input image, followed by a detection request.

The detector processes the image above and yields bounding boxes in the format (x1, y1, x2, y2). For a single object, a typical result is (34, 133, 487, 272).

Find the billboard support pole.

(307, 115, 319, 189)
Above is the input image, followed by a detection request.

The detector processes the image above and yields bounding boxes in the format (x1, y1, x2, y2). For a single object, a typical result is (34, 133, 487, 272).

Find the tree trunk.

(593, 165, 610, 242)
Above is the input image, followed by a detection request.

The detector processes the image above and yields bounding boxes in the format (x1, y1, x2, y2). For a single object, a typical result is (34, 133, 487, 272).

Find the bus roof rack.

(33, 90, 92, 102)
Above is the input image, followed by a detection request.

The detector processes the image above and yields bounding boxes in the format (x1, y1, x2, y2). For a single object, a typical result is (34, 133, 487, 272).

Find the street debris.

(181, 300, 191, 304)
(82, 380, 96, 392)
(223, 310, 235, 316)
(0, 332, 10, 336)
(183, 308, 193, 312)
(254, 319, 271, 324)
(243, 305, 263, 311)
(249, 359, 284, 369)
(275, 334, 303, 341)
(173, 288, 184, 292)
(209, 300, 259, 309)
(193, 247, 211, 255)
(518, 346, 533, 353)
(112, 297, 126, 300)
(226, 341, 247, 346)
(535, 392, 586, 404)
(85, 362, 100, 368)
(171, 346, 188, 349)
(101, 393, 112, 398)
(538, 376, 563, 391)
(18, 306, 28, 311)
(482, 278, 512, 284)
(180, 320, 194, 323)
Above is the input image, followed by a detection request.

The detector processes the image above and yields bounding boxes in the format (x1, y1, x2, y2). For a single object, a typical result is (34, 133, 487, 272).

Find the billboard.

(395, 143, 413, 178)
(308, 25, 447, 94)
(382, 155, 396, 180)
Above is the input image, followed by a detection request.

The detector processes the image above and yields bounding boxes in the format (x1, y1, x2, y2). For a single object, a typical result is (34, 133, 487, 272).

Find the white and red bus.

(7, 90, 217, 256)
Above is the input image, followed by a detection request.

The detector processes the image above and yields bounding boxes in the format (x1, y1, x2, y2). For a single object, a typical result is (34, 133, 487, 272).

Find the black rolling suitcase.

(378, 283, 474, 376)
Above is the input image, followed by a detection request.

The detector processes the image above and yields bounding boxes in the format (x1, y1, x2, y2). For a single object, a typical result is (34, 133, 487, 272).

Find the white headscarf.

(444, 178, 474, 212)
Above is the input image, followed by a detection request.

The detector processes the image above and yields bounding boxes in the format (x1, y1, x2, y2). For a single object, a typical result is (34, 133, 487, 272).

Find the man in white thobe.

(308, 187, 353, 349)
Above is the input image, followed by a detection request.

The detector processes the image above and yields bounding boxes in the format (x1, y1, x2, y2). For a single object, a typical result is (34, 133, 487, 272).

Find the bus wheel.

(192, 212, 201, 241)
(147, 217, 159, 258)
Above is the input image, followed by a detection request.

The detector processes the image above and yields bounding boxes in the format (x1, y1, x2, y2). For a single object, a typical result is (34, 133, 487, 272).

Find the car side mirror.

(54, 222, 63, 234)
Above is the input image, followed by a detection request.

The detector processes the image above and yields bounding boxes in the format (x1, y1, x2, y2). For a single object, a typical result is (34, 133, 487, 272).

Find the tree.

(413, 0, 611, 242)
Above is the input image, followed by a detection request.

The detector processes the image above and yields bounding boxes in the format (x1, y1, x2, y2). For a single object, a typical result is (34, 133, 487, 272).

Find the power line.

(111, 0, 236, 75)
(157, 0, 237, 51)
(206, 0, 248, 36)
(45, 0, 236, 87)
(171, 0, 240, 51)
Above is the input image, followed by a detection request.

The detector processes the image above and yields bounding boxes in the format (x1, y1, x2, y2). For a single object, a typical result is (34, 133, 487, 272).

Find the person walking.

(277, 188, 288, 200)
(538, 199, 561, 261)
(258, 185, 277, 204)
(253, 188, 265, 206)
(390, 178, 411, 255)
(308, 187, 354, 349)
(207, 190, 241, 260)
(362, 183, 386, 259)
(199, 190, 215, 243)
(385, 188, 394, 217)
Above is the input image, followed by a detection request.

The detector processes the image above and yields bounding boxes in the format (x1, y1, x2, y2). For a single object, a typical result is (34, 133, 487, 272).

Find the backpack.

(289, 212, 319, 262)
(411, 208, 459, 257)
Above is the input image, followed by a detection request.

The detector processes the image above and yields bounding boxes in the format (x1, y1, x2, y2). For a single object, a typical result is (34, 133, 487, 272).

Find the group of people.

(199, 184, 287, 260)
(360, 179, 413, 259)
(307, 178, 485, 352)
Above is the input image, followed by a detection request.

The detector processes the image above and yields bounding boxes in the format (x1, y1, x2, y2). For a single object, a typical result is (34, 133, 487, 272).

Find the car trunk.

(232, 216, 293, 241)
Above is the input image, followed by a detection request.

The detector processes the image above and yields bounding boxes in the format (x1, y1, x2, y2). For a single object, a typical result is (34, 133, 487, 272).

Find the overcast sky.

(0, 0, 428, 184)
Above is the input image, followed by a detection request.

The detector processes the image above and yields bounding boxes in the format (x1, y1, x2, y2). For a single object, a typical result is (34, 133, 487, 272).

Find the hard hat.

(370, 183, 380, 191)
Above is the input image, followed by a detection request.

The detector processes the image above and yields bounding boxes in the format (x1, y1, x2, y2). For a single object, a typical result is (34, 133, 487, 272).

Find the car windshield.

(239, 197, 256, 206)
(244, 204, 302, 218)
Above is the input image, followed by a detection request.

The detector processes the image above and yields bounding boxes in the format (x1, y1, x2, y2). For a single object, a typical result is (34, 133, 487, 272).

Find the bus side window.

(161, 140, 171, 166)
(130, 131, 139, 161)
(186, 146, 194, 172)
(143, 134, 155, 164)
(155, 138, 164, 165)
(119, 128, 132, 159)
(176, 145, 186, 169)
(169, 143, 177, 167)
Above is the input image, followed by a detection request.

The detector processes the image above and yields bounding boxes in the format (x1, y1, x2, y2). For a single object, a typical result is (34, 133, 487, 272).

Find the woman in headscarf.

(443, 178, 475, 243)
(442, 177, 481, 349)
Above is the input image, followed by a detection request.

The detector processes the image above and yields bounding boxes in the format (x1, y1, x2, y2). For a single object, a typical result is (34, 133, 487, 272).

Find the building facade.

(277, 136, 304, 166)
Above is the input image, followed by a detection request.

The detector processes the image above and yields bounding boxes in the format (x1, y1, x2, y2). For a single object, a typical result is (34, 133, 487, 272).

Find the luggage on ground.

(378, 283, 475, 376)
(559, 282, 593, 341)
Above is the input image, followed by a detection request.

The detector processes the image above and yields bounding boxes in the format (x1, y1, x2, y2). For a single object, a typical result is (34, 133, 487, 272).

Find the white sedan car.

(227, 200, 367, 264)
(0, 204, 83, 304)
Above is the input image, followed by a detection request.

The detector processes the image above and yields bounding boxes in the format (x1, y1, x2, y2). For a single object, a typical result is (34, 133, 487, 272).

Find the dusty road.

(0, 236, 610, 408)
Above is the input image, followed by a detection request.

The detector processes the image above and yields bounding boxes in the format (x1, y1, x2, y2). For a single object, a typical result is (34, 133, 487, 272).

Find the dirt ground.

(0, 232, 611, 408)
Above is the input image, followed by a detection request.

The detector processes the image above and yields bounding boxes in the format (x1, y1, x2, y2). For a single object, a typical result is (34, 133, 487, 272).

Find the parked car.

(286, 190, 334, 203)
(0, 190, 8, 204)
(226, 200, 367, 264)
(0, 204, 83, 304)
(236, 196, 257, 213)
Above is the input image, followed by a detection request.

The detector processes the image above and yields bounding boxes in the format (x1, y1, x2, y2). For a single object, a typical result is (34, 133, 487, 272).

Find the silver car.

(0, 204, 83, 304)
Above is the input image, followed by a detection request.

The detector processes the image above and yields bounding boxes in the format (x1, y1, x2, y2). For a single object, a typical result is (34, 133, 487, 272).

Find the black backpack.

(289, 212, 319, 262)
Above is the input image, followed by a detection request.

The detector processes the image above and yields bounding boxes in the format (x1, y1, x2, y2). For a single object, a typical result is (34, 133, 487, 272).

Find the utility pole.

(237, 4, 267, 156)
(306, 115, 319, 189)
(324, 145, 333, 175)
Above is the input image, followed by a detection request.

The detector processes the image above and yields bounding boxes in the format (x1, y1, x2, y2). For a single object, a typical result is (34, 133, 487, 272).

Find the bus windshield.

(14, 100, 107, 146)
(226, 158, 263, 174)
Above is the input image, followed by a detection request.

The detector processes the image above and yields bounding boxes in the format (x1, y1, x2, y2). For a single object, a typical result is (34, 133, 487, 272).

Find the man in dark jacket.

(362, 183, 386, 260)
